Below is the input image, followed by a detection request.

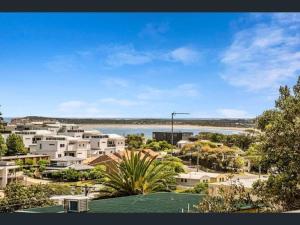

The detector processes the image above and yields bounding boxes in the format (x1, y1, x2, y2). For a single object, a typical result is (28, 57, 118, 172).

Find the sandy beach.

(80, 124, 247, 131)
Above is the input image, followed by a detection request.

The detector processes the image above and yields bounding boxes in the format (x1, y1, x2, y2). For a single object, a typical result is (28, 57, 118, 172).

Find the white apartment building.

(13, 130, 53, 149)
(31, 135, 91, 159)
(57, 124, 85, 138)
(82, 132, 125, 155)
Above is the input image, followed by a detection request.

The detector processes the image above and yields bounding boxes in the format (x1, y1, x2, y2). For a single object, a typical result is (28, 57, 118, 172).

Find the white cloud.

(137, 83, 199, 100)
(217, 108, 250, 118)
(221, 13, 300, 91)
(166, 47, 201, 65)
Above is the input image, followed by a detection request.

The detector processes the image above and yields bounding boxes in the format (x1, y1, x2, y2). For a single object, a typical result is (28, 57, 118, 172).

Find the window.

(60, 144, 65, 148)
(98, 142, 100, 147)
(69, 201, 78, 212)
(184, 179, 187, 182)
(49, 144, 55, 146)
(181, 178, 184, 182)
(39, 144, 42, 149)
(58, 154, 61, 158)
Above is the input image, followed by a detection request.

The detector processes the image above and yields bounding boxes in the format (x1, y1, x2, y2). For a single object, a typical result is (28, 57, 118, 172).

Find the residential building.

(12, 130, 53, 149)
(175, 171, 228, 187)
(31, 135, 91, 159)
(152, 131, 193, 145)
(0, 161, 23, 189)
(177, 140, 192, 149)
(57, 124, 84, 138)
(83, 132, 125, 155)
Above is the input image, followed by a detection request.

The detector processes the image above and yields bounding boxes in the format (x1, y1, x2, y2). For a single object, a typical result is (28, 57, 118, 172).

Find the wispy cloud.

(99, 44, 201, 67)
(138, 22, 169, 39)
(164, 47, 201, 65)
(100, 77, 129, 88)
(137, 83, 200, 100)
(45, 55, 78, 73)
(217, 108, 250, 118)
(221, 13, 300, 91)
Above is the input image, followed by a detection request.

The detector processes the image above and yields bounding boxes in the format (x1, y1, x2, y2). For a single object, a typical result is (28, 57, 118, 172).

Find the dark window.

(69, 201, 78, 211)
(58, 154, 61, 158)
(60, 144, 65, 148)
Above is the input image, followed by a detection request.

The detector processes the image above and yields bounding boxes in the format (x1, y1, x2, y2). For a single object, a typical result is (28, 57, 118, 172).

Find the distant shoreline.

(80, 124, 247, 131)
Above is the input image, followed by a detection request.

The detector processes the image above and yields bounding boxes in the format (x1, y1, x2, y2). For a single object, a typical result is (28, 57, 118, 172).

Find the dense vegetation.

(182, 140, 245, 172)
(11, 116, 255, 128)
(195, 131, 257, 150)
(50, 165, 105, 182)
(0, 182, 81, 212)
(143, 139, 173, 152)
(6, 133, 27, 155)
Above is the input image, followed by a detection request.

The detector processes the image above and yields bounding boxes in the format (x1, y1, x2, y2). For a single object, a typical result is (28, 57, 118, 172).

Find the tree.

(143, 140, 173, 152)
(6, 133, 27, 155)
(156, 155, 185, 173)
(0, 135, 7, 157)
(183, 182, 208, 194)
(103, 150, 176, 196)
(254, 76, 300, 211)
(126, 134, 145, 150)
(197, 183, 261, 213)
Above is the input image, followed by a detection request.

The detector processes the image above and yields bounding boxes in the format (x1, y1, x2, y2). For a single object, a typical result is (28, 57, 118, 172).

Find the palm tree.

(103, 150, 176, 196)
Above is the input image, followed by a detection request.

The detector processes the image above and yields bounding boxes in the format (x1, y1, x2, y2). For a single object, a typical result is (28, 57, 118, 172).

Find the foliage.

(0, 135, 7, 156)
(196, 132, 256, 150)
(6, 133, 27, 155)
(0, 182, 54, 212)
(37, 159, 49, 172)
(197, 183, 260, 213)
(155, 155, 185, 173)
(50, 166, 105, 182)
(245, 142, 266, 172)
(126, 134, 145, 150)
(0, 182, 83, 212)
(182, 182, 208, 194)
(182, 141, 244, 172)
(103, 150, 176, 196)
(254, 76, 300, 211)
(143, 139, 173, 152)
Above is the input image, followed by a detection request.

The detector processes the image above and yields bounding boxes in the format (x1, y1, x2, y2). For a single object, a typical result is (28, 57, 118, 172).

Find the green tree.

(0, 135, 8, 157)
(197, 183, 261, 213)
(6, 133, 27, 155)
(254, 76, 300, 211)
(182, 182, 208, 194)
(143, 140, 173, 152)
(126, 134, 145, 150)
(156, 155, 185, 173)
(103, 150, 176, 196)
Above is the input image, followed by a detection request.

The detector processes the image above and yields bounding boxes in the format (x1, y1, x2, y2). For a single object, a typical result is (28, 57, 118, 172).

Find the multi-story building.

(82, 132, 125, 155)
(57, 124, 85, 138)
(31, 135, 91, 159)
(13, 130, 53, 149)
(152, 131, 193, 145)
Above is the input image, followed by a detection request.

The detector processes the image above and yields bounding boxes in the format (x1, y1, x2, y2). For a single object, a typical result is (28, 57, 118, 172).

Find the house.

(175, 171, 228, 187)
(0, 161, 23, 189)
(43, 156, 94, 174)
(177, 140, 192, 149)
(88, 153, 121, 173)
(208, 175, 269, 196)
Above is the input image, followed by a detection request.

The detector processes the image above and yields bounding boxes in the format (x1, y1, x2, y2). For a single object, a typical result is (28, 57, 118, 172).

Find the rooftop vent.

(63, 196, 89, 213)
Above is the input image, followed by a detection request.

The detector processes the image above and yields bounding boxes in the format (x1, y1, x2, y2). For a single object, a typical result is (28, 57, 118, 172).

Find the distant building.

(177, 140, 192, 149)
(152, 131, 193, 145)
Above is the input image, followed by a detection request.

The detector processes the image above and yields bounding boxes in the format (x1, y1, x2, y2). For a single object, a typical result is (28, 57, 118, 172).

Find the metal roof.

(18, 192, 203, 213)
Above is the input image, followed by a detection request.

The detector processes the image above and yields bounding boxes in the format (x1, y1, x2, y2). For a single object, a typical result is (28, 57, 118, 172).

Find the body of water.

(94, 127, 243, 138)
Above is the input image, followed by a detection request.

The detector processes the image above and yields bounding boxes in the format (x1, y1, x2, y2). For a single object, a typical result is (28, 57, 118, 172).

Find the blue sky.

(0, 13, 300, 118)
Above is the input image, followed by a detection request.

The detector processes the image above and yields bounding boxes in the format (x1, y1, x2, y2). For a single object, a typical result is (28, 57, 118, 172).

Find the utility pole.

(196, 145, 201, 172)
(171, 112, 190, 146)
